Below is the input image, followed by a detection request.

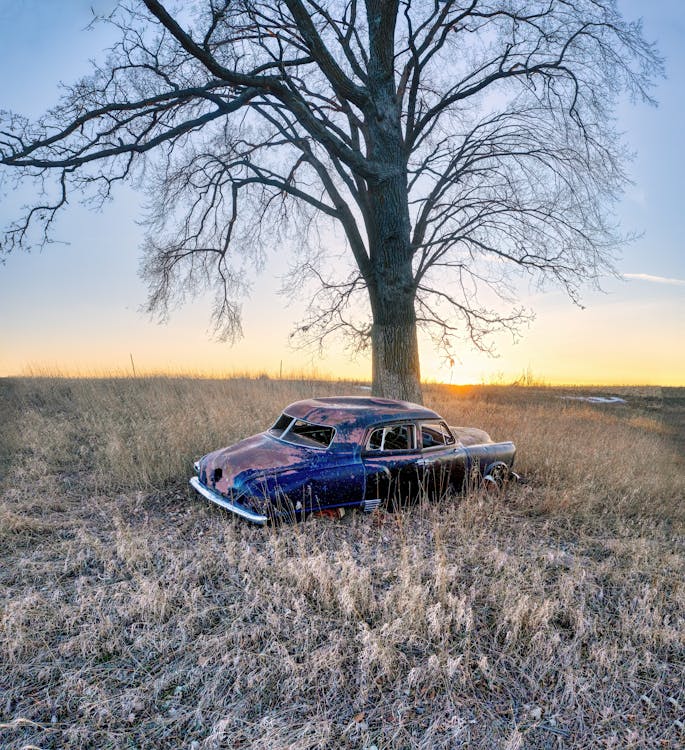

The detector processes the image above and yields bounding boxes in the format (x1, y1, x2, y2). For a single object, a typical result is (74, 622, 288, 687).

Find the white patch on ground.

(560, 396, 627, 404)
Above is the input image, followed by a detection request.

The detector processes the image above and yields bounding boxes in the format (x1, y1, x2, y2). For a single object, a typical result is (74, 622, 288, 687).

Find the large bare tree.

(0, 1, 661, 401)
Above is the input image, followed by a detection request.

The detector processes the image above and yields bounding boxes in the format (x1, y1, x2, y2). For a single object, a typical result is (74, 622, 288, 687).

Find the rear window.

(420, 421, 455, 449)
(269, 413, 334, 448)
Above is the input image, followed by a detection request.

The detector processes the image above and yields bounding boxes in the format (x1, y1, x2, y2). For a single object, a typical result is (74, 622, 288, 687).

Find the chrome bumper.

(189, 476, 269, 525)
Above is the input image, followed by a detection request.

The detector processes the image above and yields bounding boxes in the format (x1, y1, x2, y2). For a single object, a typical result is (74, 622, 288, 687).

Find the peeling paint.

(191, 397, 516, 523)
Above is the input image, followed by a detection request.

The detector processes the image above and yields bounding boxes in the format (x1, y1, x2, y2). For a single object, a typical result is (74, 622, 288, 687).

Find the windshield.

(269, 412, 293, 438)
(268, 413, 334, 448)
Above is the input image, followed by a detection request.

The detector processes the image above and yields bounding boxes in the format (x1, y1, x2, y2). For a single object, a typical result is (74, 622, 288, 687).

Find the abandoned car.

(190, 397, 516, 524)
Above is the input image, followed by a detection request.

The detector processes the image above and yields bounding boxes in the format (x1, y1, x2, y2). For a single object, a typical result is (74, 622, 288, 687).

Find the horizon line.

(1, 368, 681, 389)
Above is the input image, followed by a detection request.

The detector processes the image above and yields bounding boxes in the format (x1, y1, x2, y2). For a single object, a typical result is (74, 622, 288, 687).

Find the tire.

(483, 461, 510, 488)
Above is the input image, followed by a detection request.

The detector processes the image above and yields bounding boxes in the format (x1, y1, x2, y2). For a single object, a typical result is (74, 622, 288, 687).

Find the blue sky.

(0, 0, 683, 384)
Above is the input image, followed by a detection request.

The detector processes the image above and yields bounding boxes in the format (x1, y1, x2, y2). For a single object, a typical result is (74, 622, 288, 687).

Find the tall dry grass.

(4, 376, 348, 492)
(1, 376, 683, 749)
(425, 384, 684, 519)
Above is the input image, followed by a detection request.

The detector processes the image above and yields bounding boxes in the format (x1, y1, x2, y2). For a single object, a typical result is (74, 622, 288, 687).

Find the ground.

(0, 377, 683, 749)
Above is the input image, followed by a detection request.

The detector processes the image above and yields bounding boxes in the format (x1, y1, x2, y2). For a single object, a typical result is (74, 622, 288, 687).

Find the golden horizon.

(2, 364, 682, 389)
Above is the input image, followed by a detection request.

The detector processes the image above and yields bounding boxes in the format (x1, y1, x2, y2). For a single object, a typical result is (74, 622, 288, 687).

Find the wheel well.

(483, 461, 510, 486)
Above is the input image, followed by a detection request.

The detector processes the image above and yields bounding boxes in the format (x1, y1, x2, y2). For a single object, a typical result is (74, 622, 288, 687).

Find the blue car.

(190, 397, 516, 524)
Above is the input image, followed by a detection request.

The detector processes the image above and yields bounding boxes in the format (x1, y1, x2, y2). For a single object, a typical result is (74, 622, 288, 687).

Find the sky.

(0, 0, 683, 385)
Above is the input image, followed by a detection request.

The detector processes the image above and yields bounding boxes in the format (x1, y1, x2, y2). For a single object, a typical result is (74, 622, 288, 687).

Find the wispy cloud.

(624, 273, 685, 287)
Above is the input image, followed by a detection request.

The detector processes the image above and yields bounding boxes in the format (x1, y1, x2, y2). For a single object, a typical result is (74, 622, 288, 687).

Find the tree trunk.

(370, 297, 422, 404)
(364, 0, 422, 404)
(366, 166, 422, 404)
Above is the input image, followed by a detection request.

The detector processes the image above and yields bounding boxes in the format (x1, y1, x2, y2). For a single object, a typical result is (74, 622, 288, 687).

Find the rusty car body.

(190, 396, 516, 524)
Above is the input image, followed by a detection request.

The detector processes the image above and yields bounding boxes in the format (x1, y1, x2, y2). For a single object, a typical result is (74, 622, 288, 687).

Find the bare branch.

(0, 0, 663, 396)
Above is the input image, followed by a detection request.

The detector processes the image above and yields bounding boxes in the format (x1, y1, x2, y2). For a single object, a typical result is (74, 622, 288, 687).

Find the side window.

(420, 421, 455, 449)
(366, 423, 415, 452)
(368, 427, 385, 451)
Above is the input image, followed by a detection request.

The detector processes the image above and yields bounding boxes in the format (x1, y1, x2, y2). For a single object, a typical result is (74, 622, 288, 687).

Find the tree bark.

(366, 163, 421, 403)
(370, 301, 422, 404)
(364, 0, 422, 403)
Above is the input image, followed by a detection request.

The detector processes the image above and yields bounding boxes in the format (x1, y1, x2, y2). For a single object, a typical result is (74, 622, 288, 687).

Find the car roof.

(282, 396, 441, 429)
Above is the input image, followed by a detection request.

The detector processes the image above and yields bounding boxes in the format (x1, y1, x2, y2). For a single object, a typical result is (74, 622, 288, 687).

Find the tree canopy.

(0, 1, 662, 399)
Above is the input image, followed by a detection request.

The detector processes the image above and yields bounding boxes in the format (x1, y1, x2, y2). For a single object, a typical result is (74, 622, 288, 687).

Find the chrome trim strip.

(189, 476, 268, 525)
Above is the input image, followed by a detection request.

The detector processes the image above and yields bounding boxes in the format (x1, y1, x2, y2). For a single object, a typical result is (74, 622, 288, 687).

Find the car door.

(300, 451, 366, 511)
(416, 420, 466, 498)
(361, 422, 422, 510)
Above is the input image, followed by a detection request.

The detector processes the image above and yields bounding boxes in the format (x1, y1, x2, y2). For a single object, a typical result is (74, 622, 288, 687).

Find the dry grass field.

(0, 376, 683, 749)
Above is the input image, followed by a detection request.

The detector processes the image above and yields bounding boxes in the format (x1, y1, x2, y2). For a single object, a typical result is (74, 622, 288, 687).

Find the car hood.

(200, 432, 313, 492)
